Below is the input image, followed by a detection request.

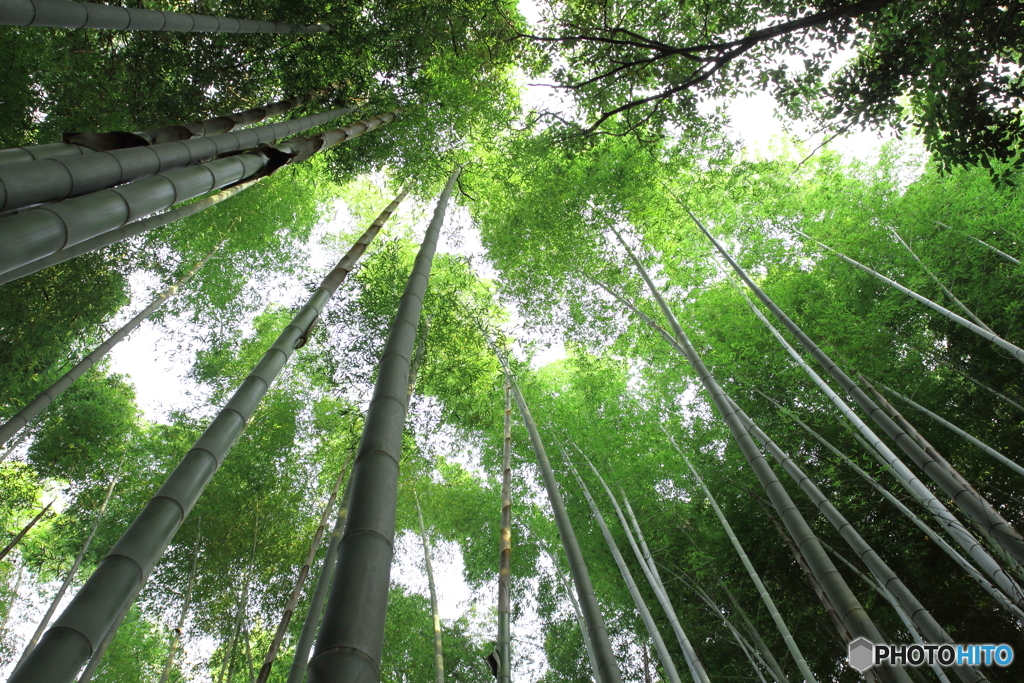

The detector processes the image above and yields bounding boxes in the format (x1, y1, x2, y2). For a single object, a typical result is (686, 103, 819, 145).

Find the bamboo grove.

(2, 1, 1024, 683)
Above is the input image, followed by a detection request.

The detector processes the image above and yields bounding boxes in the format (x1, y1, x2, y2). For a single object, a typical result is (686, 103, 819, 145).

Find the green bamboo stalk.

(0, 499, 53, 562)
(565, 458, 683, 683)
(223, 580, 251, 683)
(416, 494, 445, 683)
(717, 580, 790, 683)
(0, 242, 223, 449)
(698, 216, 1024, 605)
(77, 560, 155, 683)
(10, 190, 404, 683)
(0, 180, 257, 286)
(157, 519, 201, 683)
(538, 543, 602, 683)
(0, 108, 399, 276)
(0, 0, 330, 32)
(725, 395, 986, 683)
(254, 467, 347, 683)
(306, 168, 461, 683)
(0, 96, 308, 170)
(935, 222, 1021, 266)
(795, 229, 1024, 365)
(935, 359, 1024, 416)
(12, 479, 118, 675)
(485, 340, 623, 683)
(497, 380, 513, 683)
(878, 383, 1024, 480)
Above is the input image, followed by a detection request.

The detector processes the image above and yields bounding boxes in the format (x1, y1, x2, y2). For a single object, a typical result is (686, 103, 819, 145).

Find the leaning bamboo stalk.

(254, 467, 347, 683)
(0, 106, 351, 214)
(0, 500, 53, 562)
(565, 458, 683, 683)
(496, 380, 513, 683)
(0, 179, 258, 286)
(306, 169, 461, 683)
(935, 222, 1021, 266)
(157, 519, 201, 683)
(539, 542, 603, 683)
(717, 580, 790, 683)
(0, 109, 399, 276)
(0, 0, 330, 33)
(795, 229, 1024, 365)
(878, 383, 1024, 480)
(935, 359, 1024, 416)
(416, 495, 445, 683)
(0, 96, 309, 170)
(0, 242, 222, 449)
(10, 191, 405, 683)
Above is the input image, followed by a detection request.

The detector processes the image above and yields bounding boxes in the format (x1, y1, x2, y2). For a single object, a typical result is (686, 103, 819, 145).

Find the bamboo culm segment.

(496, 381, 512, 683)
(0, 180, 258, 286)
(416, 496, 445, 683)
(307, 169, 460, 683)
(0, 106, 349, 213)
(0, 243, 222, 449)
(0, 0, 330, 32)
(0, 96, 306, 170)
(8, 192, 403, 683)
(0, 109, 399, 276)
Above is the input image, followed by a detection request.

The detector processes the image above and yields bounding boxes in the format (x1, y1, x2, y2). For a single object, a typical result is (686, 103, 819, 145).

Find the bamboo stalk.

(496, 380, 513, 683)
(416, 494, 445, 683)
(157, 519, 201, 683)
(0, 499, 54, 562)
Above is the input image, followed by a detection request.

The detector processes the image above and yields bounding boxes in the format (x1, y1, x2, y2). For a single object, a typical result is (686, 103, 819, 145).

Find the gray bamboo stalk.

(306, 168, 461, 683)
(0, 96, 308, 170)
(889, 228, 992, 332)
(10, 190, 405, 683)
(539, 543, 602, 683)
(254, 467, 347, 683)
(725, 395, 986, 683)
(564, 458, 682, 683)
(763, 392, 1024, 623)
(878, 383, 1024, 480)
(485, 339, 623, 683)
(12, 478, 117, 674)
(245, 625, 255, 683)
(416, 495, 445, 683)
(0, 0, 330, 32)
(700, 216, 1024, 606)
(0, 242, 223, 449)
(0, 562, 25, 634)
(0, 179, 258, 286)
(222, 579, 250, 683)
(0, 499, 53, 562)
(935, 222, 1021, 266)
(795, 229, 1024, 365)
(0, 429, 30, 463)
(497, 380, 512, 683)
(0, 106, 351, 214)
(717, 580, 790, 683)
(580, 455, 710, 683)
(286, 469, 353, 683)
(935, 359, 1024, 416)
(0, 108, 399, 276)
(609, 230, 879, 681)
(157, 519, 201, 683)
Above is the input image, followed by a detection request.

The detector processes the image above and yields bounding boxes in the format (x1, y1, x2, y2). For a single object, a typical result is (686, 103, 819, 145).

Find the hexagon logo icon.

(848, 637, 875, 672)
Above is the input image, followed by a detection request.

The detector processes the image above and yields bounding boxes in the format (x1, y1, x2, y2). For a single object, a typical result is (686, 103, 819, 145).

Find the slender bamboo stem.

(935, 222, 1021, 266)
(0, 499, 54, 562)
(497, 380, 513, 683)
(539, 543, 602, 683)
(416, 494, 445, 683)
(717, 580, 790, 683)
(934, 359, 1024, 416)
(158, 519, 201, 683)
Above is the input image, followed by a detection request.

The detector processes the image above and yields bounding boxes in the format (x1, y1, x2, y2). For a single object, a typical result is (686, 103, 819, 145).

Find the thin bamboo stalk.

(157, 519, 201, 683)
(0, 242, 223, 448)
(10, 191, 405, 683)
(306, 169, 461, 683)
(934, 359, 1024, 416)
(935, 222, 1021, 266)
(416, 495, 445, 683)
(0, 0, 330, 33)
(0, 499, 53, 561)
(717, 580, 790, 683)
(540, 544, 602, 683)
(497, 380, 513, 683)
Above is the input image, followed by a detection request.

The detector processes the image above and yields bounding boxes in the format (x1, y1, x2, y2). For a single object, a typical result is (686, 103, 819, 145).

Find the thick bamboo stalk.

(254, 467, 346, 683)
(935, 222, 1021, 266)
(726, 395, 986, 683)
(497, 380, 513, 683)
(0, 106, 350, 214)
(0, 0, 330, 32)
(10, 191, 404, 683)
(878, 383, 1024, 480)
(0, 108, 399, 276)
(0, 499, 53, 562)
(12, 479, 117, 674)
(486, 341, 623, 683)
(796, 229, 1024, 365)
(306, 169, 461, 683)
(0, 242, 222, 448)
(0, 180, 257, 286)
(158, 519, 201, 683)
(565, 459, 683, 683)
(416, 495, 445, 683)
(700, 217, 1024, 606)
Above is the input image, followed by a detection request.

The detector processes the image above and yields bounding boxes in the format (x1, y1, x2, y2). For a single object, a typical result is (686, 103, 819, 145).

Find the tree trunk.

(158, 519, 201, 683)
(12, 478, 118, 675)
(0, 108, 400, 277)
(496, 380, 513, 683)
(565, 458, 682, 683)
(0, 242, 223, 449)
(10, 190, 405, 683)
(0, 499, 53, 562)
(306, 168, 461, 683)
(0, 1, 330, 33)
(486, 341, 623, 683)
(0, 179, 258, 287)
(416, 495, 445, 683)
(254, 467, 347, 683)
